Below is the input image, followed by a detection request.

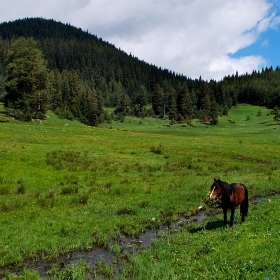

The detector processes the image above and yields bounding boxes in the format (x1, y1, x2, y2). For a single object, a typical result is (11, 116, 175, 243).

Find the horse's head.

(209, 178, 223, 200)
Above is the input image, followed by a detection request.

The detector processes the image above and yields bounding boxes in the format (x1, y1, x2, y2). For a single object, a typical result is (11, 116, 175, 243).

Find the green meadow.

(0, 103, 280, 279)
(118, 196, 280, 280)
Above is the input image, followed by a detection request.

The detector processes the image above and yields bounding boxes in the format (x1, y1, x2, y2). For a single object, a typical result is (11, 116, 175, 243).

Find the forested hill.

(0, 18, 280, 125)
(0, 18, 184, 95)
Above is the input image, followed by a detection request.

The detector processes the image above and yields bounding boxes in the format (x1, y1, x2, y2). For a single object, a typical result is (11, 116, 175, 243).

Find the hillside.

(0, 18, 280, 127)
(0, 18, 187, 103)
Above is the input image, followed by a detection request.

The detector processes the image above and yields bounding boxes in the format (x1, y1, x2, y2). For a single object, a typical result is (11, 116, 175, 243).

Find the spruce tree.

(152, 83, 164, 116)
(4, 37, 51, 120)
(272, 106, 279, 125)
(178, 82, 193, 120)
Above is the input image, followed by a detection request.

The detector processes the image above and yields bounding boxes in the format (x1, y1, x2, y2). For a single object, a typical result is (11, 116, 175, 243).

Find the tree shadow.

(266, 123, 278, 126)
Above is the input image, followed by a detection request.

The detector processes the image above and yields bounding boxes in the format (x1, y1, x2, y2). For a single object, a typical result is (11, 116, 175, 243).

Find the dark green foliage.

(272, 105, 279, 124)
(52, 70, 102, 125)
(209, 101, 219, 125)
(138, 200, 149, 208)
(0, 196, 28, 212)
(70, 193, 89, 205)
(0, 18, 280, 126)
(177, 81, 193, 119)
(135, 85, 148, 115)
(150, 143, 164, 155)
(0, 186, 10, 195)
(4, 37, 51, 120)
(116, 206, 137, 215)
(61, 186, 79, 195)
(17, 184, 26, 194)
(94, 261, 115, 278)
(152, 83, 164, 116)
(46, 189, 56, 199)
(78, 193, 89, 205)
(167, 90, 178, 121)
(47, 260, 89, 279)
(46, 150, 91, 171)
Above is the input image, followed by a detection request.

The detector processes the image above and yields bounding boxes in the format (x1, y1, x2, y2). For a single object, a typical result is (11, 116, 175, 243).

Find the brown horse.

(210, 178, 248, 226)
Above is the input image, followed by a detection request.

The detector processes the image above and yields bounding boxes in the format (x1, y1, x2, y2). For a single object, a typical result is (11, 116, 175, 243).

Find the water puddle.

(1, 194, 277, 278)
(251, 194, 279, 204)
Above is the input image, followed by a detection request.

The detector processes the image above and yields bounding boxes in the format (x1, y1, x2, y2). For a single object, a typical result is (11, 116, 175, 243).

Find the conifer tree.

(200, 82, 211, 121)
(167, 90, 178, 121)
(272, 106, 279, 125)
(209, 100, 219, 125)
(4, 37, 51, 120)
(135, 85, 148, 115)
(178, 82, 193, 120)
(152, 83, 164, 116)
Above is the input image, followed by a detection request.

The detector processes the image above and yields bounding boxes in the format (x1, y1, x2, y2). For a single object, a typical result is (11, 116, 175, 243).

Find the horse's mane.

(216, 179, 234, 194)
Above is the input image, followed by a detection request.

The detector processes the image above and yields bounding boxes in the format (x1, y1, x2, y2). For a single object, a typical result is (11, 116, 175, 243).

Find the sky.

(1, 0, 280, 81)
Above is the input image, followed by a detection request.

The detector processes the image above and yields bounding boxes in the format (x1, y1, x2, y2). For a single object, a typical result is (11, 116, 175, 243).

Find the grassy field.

(118, 196, 280, 280)
(0, 103, 279, 279)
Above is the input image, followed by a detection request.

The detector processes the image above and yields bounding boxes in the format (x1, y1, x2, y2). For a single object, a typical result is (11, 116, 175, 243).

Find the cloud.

(261, 39, 269, 47)
(0, 0, 279, 80)
(70, 0, 277, 80)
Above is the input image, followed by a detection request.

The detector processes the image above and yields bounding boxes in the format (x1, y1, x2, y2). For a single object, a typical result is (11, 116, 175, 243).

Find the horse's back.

(231, 183, 247, 206)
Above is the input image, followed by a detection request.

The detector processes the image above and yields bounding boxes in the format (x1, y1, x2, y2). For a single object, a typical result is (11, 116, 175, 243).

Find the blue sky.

(1, 0, 280, 81)
(232, 27, 280, 70)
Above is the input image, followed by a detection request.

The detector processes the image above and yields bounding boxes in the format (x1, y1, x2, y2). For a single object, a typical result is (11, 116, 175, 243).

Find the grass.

(118, 196, 280, 280)
(0, 103, 279, 278)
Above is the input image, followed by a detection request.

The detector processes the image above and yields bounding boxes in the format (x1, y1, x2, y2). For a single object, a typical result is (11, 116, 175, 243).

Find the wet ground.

(0, 208, 206, 279)
(0, 194, 277, 279)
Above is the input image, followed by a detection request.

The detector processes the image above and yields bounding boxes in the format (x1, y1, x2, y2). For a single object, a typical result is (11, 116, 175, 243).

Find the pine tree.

(152, 83, 164, 116)
(4, 37, 51, 120)
(209, 100, 219, 125)
(177, 82, 193, 120)
(168, 91, 178, 121)
(135, 85, 148, 116)
(272, 106, 279, 125)
(200, 82, 211, 121)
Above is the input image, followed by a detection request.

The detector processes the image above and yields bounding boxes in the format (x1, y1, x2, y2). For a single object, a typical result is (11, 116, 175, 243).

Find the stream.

(0, 194, 277, 279)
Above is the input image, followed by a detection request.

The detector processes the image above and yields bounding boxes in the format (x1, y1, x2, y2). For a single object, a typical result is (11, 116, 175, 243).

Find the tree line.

(0, 18, 279, 125)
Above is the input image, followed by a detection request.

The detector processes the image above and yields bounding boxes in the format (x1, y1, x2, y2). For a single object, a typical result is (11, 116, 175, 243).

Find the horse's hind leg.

(230, 208, 235, 226)
(223, 208, 227, 226)
(240, 203, 245, 223)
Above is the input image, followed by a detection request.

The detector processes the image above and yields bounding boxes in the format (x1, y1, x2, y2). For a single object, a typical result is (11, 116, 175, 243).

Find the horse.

(209, 178, 248, 226)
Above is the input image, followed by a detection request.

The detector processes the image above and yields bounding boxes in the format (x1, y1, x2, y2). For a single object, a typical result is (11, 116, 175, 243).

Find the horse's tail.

(242, 185, 249, 217)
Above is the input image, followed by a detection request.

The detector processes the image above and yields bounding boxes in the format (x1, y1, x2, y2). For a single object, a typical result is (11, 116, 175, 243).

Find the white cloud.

(0, 0, 279, 80)
(261, 39, 270, 47)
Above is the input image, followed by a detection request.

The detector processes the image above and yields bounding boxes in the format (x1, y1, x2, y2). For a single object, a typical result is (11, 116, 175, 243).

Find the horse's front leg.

(230, 208, 235, 226)
(223, 208, 227, 226)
